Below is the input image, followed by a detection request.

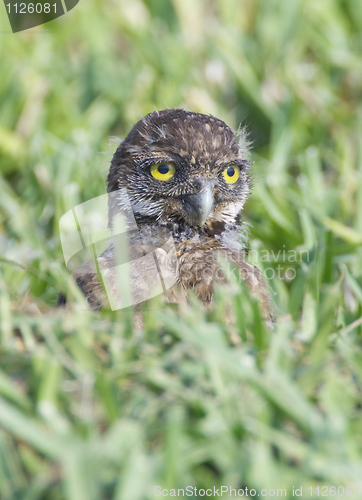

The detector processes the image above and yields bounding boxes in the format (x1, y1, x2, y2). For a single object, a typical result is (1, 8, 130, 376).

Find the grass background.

(1, 0, 362, 498)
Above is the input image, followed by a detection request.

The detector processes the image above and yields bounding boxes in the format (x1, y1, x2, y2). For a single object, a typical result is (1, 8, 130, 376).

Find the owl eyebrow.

(138, 156, 178, 168)
(217, 159, 248, 170)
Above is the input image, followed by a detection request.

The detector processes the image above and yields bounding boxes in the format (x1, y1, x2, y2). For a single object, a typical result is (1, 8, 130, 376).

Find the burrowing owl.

(58, 109, 274, 325)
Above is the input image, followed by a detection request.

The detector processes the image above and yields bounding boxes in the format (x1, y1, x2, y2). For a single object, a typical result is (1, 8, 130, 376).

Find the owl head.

(107, 109, 251, 234)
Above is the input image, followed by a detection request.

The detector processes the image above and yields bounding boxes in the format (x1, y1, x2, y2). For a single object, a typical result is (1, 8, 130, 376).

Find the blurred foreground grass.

(1, 0, 362, 498)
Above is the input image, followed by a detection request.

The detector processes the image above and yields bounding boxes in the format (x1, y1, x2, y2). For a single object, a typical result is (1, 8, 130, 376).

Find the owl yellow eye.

(222, 165, 240, 184)
(150, 162, 176, 181)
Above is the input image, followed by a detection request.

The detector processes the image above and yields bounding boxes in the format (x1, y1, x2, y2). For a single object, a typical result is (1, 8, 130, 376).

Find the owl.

(58, 109, 274, 325)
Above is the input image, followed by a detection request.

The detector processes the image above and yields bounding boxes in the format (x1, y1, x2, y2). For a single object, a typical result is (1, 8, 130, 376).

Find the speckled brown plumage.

(58, 109, 274, 325)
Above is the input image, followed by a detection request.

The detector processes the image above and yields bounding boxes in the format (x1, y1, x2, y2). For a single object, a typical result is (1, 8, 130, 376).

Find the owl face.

(107, 109, 251, 231)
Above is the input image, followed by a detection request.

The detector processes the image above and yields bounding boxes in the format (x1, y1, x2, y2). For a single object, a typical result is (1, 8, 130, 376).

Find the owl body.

(60, 109, 274, 324)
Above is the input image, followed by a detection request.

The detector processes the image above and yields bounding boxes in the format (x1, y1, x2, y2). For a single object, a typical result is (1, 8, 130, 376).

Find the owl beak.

(182, 186, 214, 226)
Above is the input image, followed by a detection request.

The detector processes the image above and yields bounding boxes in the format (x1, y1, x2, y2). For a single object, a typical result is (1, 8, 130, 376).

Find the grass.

(1, 0, 362, 498)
